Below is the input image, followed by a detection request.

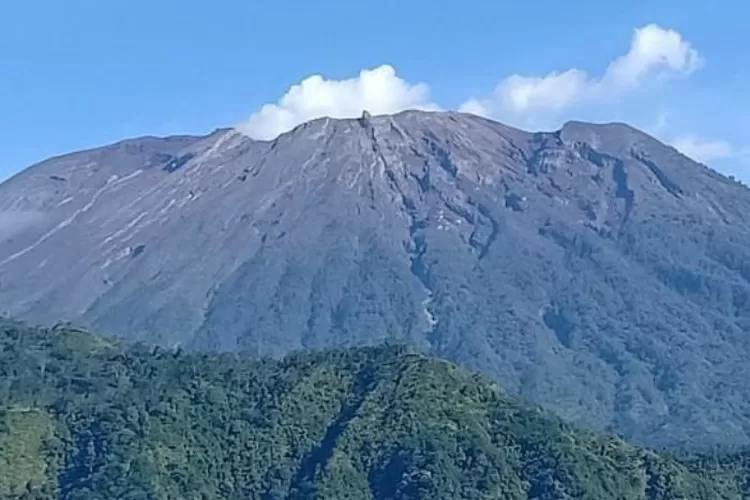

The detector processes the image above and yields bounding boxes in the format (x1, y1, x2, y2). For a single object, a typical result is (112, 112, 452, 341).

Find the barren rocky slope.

(2, 111, 750, 448)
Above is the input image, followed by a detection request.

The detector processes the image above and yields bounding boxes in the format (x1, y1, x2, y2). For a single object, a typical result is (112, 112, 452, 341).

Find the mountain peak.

(2, 108, 750, 449)
(560, 119, 656, 148)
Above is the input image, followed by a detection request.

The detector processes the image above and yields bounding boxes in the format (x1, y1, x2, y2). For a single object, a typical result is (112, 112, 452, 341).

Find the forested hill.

(1, 320, 748, 499)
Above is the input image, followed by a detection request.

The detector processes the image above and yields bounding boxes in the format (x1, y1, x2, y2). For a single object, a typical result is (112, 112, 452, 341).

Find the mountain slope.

(2, 111, 750, 448)
(1, 320, 748, 499)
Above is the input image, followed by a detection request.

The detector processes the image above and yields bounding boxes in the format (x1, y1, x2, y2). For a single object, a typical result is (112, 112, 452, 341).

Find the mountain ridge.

(2, 111, 750, 448)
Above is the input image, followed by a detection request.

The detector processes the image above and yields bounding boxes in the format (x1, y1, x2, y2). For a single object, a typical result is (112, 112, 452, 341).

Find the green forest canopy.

(0, 319, 748, 499)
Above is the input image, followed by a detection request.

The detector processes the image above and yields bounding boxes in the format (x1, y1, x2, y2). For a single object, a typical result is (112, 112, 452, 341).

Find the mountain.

(1, 320, 748, 499)
(2, 111, 750, 449)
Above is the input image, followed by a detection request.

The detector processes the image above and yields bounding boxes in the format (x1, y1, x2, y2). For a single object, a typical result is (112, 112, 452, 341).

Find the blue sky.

(1, 0, 748, 180)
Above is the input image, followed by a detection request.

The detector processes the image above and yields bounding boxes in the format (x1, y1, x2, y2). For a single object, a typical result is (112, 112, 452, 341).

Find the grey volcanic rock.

(2, 111, 750, 449)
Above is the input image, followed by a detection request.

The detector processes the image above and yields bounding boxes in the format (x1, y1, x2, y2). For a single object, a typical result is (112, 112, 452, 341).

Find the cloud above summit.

(238, 24, 711, 155)
(239, 65, 439, 140)
(460, 24, 703, 127)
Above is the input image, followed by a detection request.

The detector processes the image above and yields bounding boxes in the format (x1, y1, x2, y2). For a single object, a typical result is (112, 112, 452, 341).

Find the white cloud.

(460, 24, 703, 125)
(652, 111, 670, 136)
(238, 65, 439, 140)
(671, 135, 735, 163)
(0, 211, 45, 240)
(602, 25, 703, 90)
(644, 113, 748, 177)
(237, 25, 705, 141)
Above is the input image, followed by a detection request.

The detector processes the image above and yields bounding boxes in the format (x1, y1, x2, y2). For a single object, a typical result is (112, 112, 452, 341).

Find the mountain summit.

(2, 111, 750, 448)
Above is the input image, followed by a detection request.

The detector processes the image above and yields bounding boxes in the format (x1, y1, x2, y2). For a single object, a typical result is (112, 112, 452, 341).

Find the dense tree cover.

(6, 114, 750, 450)
(0, 319, 747, 499)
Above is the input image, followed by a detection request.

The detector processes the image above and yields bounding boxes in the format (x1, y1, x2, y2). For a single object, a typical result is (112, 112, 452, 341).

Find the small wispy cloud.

(667, 134, 750, 182)
(0, 211, 45, 240)
(640, 111, 747, 178)
(671, 135, 735, 163)
(238, 65, 439, 140)
(459, 24, 703, 128)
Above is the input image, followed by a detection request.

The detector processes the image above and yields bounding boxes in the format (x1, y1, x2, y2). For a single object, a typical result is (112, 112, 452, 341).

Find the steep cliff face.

(2, 111, 750, 448)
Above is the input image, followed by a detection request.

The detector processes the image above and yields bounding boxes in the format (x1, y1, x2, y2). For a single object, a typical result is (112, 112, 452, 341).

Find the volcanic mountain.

(2, 110, 750, 448)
